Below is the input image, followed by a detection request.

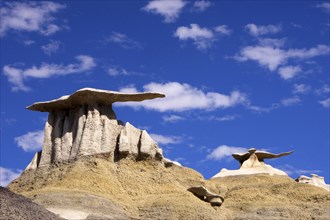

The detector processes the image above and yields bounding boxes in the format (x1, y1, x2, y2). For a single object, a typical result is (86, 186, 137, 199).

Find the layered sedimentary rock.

(296, 174, 330, 192)
(211, 148, 293, 178)
(25, 88, 165, 170)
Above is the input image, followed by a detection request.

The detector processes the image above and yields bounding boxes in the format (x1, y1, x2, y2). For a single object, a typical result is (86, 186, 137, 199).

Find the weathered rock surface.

(8, 158, 330, 220)
(0, 186, 63, 220)
(27, 87, 165, 112)
(188, 186, 224, 206)
(24, 88, 165, 170)
(296, 174, 330, 192)
(212, 148, 293, 178)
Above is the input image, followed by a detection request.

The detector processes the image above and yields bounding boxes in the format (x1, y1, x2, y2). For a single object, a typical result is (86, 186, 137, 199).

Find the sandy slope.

(8, 155, 330, 219)
(0, 186, 63, 220)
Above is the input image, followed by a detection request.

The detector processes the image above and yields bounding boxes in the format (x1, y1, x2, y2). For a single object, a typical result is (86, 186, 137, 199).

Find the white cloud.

(234, 44, 330, 79)
(245, 23, 281, 37)
(150, 133, 183, 145)
(213, 115, 237, 121)
(193, 0, 212, 12)
(281, 96, 301, 107)
(116, 82, 247, 112)
(293, 84, 311, 94)
(206, 145, 248, 161)
(107, 32, 142, 49)
(162, 115, 185, 123)
(108, 66, 143, 77)
(0, 167, 22, 187)
(0, 1, 65, 36)
(278, 65, 302, 80)
(316, 2, 330, 13)
(108, 67, 130, 76)
(319, 98, 330, 108)
(316, 85, 330, 95)
(118, 85, 139, 93)
(15, 130, 44, 152)
(174, 23, 230, 50)
(142, 0, 187, 23)
(3, 55, 96, 92)
(41, 40, 61, 56)
(277, 164, 321, 176)
(258, 38, 286, 47)
(235, 46, 286, 71)
(214, 25, 232, 35)
(23, 40, 35, 46)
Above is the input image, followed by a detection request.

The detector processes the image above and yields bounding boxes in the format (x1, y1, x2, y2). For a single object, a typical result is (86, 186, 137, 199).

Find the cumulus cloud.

(174, 23, 231, 50)
(319, 98, 330, 108)
(15, 130, 44, 152)
(293, 84, 311, 94)
(234, 44, 330, 79)
(245, 23, 281, 37)
(0, 1, 65, 36)
(0, 167, 22, 187)
(3, 55, 96, 92)
(206, 145, 248, 161)
(281, 96, 301, 107)
(214, 25, 232, 35)
(41, 40, 62, 56)
(116, 82, 247, 112)
(142, 0, 187, 23)
(106, 32, 142, 49)
(278, 65, 302, 80)
(150, 133, 183, 145)
(193, 0, 212, 12)
(162, 115, 185, 123)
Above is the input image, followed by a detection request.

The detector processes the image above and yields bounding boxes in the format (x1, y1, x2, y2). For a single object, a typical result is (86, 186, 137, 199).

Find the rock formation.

(211, 148, 293, 178)
(25, 88, 165, 170)
(187, 186, 224, 206)
(296, 174, 330, 192)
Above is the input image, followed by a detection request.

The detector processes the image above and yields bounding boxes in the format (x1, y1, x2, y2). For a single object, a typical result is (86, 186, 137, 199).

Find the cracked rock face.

(25, 88, 165, 170)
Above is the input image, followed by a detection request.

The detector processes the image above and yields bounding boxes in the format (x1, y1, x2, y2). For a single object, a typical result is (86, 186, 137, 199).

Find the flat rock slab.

(188, 186, 224, 206)
(27, 88, 165, 112)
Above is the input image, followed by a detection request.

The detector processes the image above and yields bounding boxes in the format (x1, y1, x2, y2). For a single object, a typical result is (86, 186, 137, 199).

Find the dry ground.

(7, 155, 330, 219)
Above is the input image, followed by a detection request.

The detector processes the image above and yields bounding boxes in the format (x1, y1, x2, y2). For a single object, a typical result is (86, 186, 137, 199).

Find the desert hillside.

(7, 155, 330, 220)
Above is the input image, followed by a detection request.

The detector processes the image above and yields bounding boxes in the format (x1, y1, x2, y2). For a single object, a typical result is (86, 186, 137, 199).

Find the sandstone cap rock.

(27, 87, 165, 112)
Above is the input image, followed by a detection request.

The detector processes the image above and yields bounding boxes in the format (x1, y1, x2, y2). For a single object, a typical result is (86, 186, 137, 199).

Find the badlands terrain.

(2, 88, 330, 219)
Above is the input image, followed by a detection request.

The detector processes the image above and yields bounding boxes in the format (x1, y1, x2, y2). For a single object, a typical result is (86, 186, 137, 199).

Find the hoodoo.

(25, 88, 166, 170)
(211, 148, 294, 178)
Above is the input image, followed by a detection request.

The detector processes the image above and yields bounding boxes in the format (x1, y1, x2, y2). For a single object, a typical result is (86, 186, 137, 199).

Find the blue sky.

(1, 0, 329, 186)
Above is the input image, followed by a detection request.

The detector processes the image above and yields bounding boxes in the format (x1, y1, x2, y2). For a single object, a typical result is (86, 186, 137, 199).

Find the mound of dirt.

(7, 155, 330, 220)
(0, 186, 63, 220)
(209, 174, 330, 220)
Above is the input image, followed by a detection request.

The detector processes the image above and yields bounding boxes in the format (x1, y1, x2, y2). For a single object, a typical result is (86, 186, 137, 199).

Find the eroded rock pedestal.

(211, 148, 294, 178)
(25, 88, 165, 170)
(296, 174, 330, 192)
